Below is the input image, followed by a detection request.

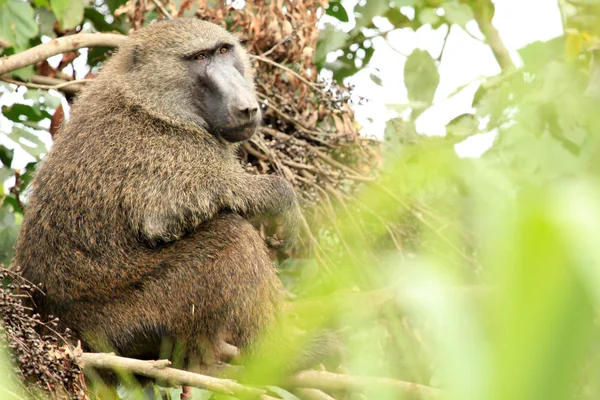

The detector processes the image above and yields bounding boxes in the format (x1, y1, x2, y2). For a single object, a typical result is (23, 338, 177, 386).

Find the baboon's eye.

(196, 52, 208, 61)
(219, 47, 228, 55)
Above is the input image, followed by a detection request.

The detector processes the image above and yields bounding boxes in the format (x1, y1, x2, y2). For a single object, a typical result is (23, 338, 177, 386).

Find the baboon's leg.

(66, 213, 283, 366)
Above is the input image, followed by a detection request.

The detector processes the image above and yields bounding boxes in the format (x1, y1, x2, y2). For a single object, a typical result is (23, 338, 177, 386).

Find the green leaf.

(6, 127, 48, 159)
(0, 166, 12, 190)
(84, 7, 125, 33)
(315, 26, 347, 64)
(418, 7, 440, 26)
(326, 2, 349, 23)
(384, 7, 410, 26)
(0, 0, 38, 51)
(370, 73, 383, 86)
(442, 1, 474, 28)
(518, 36, 565, 70)
(404, 49, 440, 105)
(355, 0, 389, 28)
(51, 0, 69, 23)
(12, 64, 34, 81)
(0, 146, 14, 168)
(87, 46, 113, 68)
(37, 7, 58, 38)
(325, 57, 359, 82)
(391, 0, 416, 6)
(361, 45, 375, 66)
(51, 0, 84, 30)
(24, 90, 61, 109)
(105, 0, 128, 13)
(18, 161, 37, 189)
(0, 218, 19, 266)
(488, 190, 594, 400)
(445, 113, 478, 140)
(2, 103, 52, 123)
(384, 117, 403, 141)
(33, 0, 51, 8)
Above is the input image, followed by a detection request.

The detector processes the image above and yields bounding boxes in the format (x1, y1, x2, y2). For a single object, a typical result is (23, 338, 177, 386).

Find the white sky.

(344, 0, 563, 156)
(0, 0, 565, 168)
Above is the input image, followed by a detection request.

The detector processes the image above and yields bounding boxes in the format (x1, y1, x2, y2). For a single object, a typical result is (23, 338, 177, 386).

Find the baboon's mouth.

(217, 121, 257, 134)
(216, 121, 258, 142)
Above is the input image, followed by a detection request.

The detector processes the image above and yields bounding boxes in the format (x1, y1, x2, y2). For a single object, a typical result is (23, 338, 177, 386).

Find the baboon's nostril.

(239, 106, 258, 118)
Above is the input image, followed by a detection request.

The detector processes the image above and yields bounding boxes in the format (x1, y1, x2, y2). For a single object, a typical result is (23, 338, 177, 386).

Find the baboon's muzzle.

(201, 61, 261, 142)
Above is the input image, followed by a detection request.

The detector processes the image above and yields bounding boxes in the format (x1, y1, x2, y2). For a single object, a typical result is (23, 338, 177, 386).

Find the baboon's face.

(186, 40, 261, 142)
(121, 20, 261, 142)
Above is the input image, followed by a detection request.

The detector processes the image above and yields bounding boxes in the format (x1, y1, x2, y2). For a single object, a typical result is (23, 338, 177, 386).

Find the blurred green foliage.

(3, 0, 600, 399)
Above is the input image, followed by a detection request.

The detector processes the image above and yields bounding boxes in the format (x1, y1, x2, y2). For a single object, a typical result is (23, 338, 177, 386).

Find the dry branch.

(288, 370, 443, 398)
(0, 33, 126, 75)
(293, 388, 337, 400)
(0, 75, 90, 95)
(471, 0, 515, 71)
(76, 352, 266, 398)
(149, 0, 173, 20)
(75, 351, 442, 400)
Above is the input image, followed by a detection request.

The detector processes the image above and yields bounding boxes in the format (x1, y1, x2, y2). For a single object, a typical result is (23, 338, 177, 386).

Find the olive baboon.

(13, 19, 311, 373)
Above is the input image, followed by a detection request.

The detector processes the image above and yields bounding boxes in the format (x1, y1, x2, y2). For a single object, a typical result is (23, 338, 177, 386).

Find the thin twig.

(261, 36, 292, 58)
(373, 182, 474, 263)
(1, 267, 46, 295)
(251, 54, 324, 92)
(471, 0, 515, 71)
(437, 25, 452, 61)
(257, 94, 327, 139)
(150, 0, 173, 20)
(356, 199, 403, 252)
(0, 386, 26, 400)
(260, 127, 363, 178)
(381, 34, 409, 58)
(0, 76, 91, 93)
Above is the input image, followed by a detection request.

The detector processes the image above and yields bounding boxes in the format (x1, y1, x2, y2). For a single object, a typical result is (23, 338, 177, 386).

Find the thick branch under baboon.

(0, 33, 126, 75)
(76, 352, 266, 398)
(75, 351, 442, 399)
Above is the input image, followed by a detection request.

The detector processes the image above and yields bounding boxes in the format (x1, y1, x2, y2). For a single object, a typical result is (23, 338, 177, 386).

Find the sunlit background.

(0, 0, 564, 166)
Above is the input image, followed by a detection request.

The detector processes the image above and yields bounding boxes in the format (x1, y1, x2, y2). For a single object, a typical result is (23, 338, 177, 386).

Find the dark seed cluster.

(0, 267, 88, 399)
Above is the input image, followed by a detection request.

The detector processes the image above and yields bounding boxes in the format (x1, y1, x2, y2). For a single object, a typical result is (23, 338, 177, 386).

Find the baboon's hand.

(267, 176, 301, 249)
(280, 200, 301, 249)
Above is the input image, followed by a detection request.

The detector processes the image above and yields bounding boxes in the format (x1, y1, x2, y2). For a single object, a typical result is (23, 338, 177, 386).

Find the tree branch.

(149, 0, 173, 20)
(287, 370, 443, 398)
(76, 352, 266, 399)
(0, 33, 127, 75)
(74, 351, 443, 399)
(250, 54, 324, 91)
(470, 0, 515, 71)
(0, 75, 90, 95)
(293, 388, 336, 400)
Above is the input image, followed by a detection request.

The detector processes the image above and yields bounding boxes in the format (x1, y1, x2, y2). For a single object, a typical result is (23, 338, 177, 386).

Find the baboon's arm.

(121, 163, 299, 246)
(217, 173, 301, 247)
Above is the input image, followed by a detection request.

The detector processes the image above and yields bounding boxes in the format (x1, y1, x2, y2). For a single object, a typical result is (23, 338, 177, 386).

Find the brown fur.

(13, 19, 302, 369)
